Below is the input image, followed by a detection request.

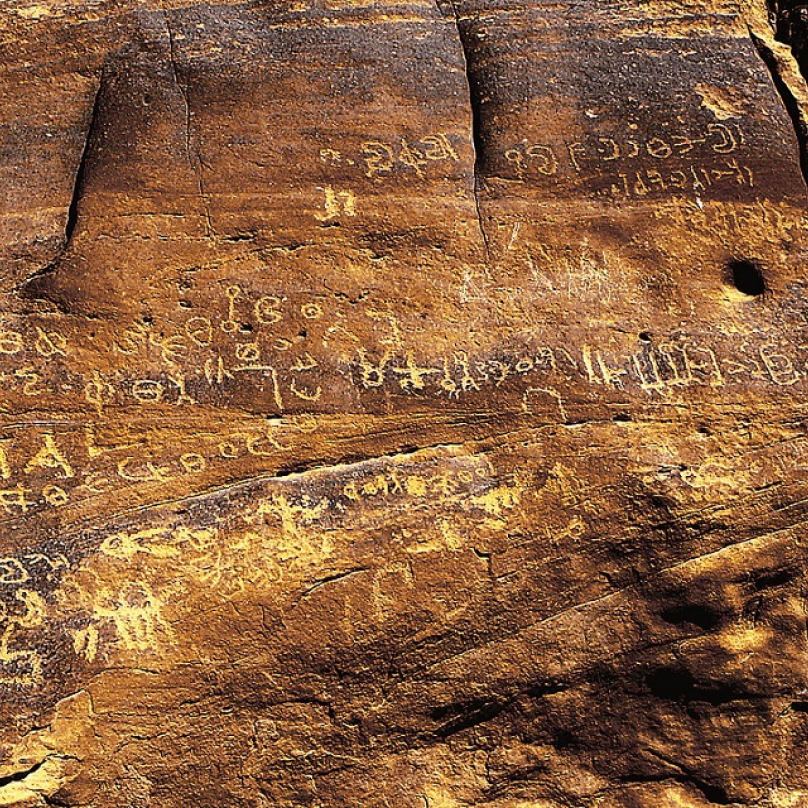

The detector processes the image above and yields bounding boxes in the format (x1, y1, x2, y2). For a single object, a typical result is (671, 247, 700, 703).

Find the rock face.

(1, 0, 808, 805)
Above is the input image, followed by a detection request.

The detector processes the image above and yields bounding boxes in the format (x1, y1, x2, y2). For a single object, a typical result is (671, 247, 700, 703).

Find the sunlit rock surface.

(1, 1, 808, 805)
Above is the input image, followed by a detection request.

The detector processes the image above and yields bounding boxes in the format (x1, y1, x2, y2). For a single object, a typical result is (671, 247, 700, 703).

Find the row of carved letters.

(0, 340, 803, 416)
(504, 123, 743, 177)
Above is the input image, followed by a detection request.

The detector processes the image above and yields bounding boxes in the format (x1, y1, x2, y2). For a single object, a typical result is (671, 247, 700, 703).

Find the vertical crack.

(744, 1, 808, 196)
(769, 0, 808, 69)
(165, 13, 192, 170)
(21, 71, 104, 294)
(163, 7, 216, 240)
(65, 74, 104, 249)
(438, 0, 490, 260)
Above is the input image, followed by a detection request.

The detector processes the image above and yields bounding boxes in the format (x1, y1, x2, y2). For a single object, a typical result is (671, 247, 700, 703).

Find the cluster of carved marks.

(0, 0, 807, 806)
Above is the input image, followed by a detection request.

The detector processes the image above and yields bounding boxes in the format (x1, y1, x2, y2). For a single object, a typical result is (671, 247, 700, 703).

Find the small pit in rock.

(726, 259, 766, 297)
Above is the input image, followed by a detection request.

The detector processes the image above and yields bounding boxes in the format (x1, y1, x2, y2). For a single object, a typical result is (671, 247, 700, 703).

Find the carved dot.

(727, 259, 766, 297)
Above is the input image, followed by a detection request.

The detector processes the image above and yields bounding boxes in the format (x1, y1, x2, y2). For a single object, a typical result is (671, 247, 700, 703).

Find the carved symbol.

(186, 316, 214, 346)
(361, 141, 394, 177)
(0, 558, 29, 585)
(24, 433, 73, 478)
(34, 327, 67, 358)
(315, 186, 356, 221)
(0, 328, 23, 354)
(255, 296, 282, 325)
(221, 285, 243, 333)
(85, 371, 116, 414)
(132, 379, 164, 403)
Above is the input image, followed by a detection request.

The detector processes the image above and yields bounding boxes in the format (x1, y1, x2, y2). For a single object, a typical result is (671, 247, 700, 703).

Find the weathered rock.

(1, 0, 808, 806)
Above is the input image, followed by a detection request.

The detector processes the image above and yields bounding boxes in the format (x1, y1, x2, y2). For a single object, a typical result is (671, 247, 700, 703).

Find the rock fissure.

(619, 772, 731, 805)
(163, 8, 215, 239)
(2, 2, 808, 804)
(440, 0, 490, 258)
(64, 76, 103, 251)
(745, 4, 808, 194)
(22, 72, 104, 294)
(297, 567, 370, 600)
(0, 758, 47, 789)
(164, 13, 192, 168)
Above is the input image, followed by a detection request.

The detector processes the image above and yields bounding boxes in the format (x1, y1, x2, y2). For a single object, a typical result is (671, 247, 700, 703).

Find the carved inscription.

(351, 339, 805, 402)
(0, 285, 804, 524)
(319, 133, 460, 180)
(0, 450, 505, 676)
(0, 552, 67, 686)
(503, 121, 752, 200)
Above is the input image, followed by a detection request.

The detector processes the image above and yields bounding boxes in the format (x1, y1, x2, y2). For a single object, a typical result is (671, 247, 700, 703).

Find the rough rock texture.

(1, 0, 808, 806)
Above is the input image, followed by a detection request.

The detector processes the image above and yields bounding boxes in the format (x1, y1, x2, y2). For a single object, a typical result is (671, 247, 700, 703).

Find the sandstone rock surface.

(1, 1, 808, 806)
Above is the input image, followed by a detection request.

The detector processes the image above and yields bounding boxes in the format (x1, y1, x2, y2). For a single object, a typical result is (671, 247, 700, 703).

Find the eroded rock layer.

(1, 1, 808, 806)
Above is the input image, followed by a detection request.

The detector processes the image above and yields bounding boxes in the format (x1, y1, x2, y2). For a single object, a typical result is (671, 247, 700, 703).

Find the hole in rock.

(551, 728, 577, 749)
(698, 781, 732, 805)
(646, 668, 747, 705)
(727, 259, 766, 297)
(646, 668, 696, 701)
(660, 603, 722, 630)
(754, 568, 794, 589)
